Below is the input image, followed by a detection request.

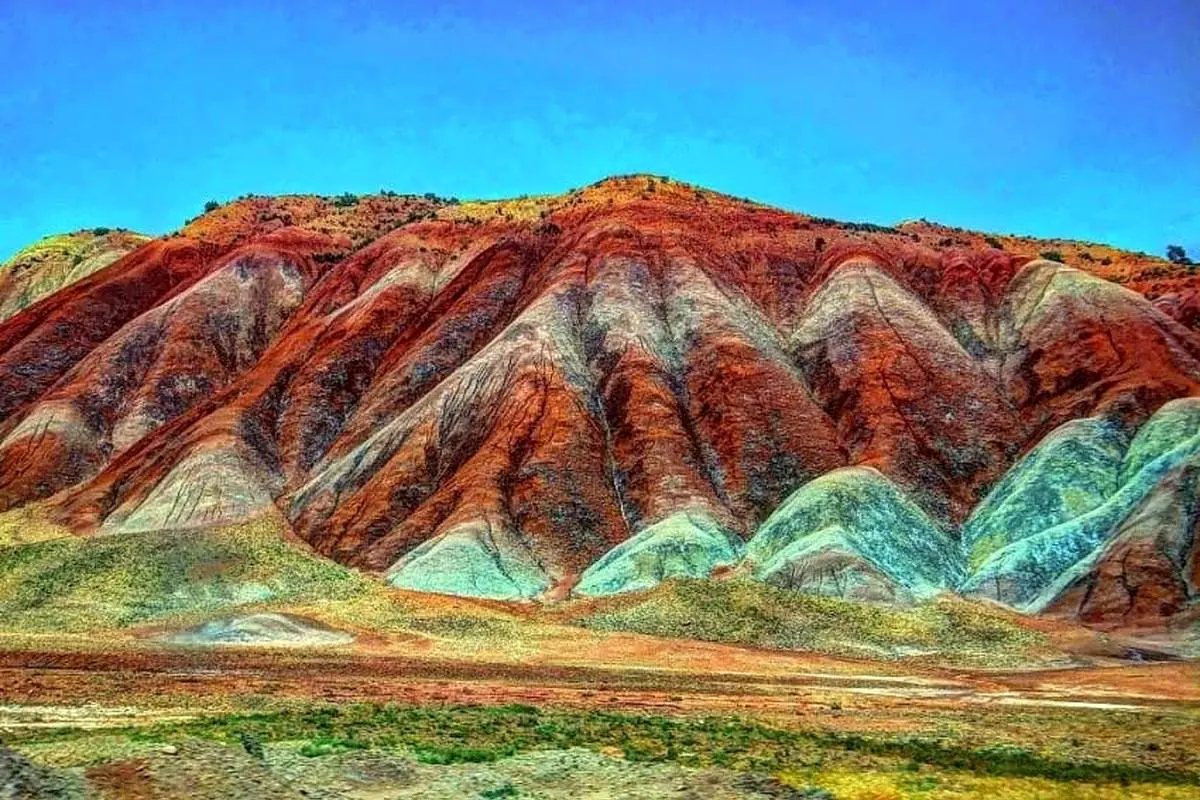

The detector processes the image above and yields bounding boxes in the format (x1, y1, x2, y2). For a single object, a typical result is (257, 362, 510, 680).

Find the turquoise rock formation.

(962, 400, 1200, 611)
(164, 613, 354, 646)
(745, 467, 964, 602)
(961, 417, 1127, 568)
(1035, 448, 1200, 621)
(1121, 398, 1200, 483)
(386, 521, 550, 601)
(574, 509, 743, 596)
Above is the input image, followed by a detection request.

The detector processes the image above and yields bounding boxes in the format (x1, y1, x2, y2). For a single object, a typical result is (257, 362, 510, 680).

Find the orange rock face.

(2, 177, 1198, 616)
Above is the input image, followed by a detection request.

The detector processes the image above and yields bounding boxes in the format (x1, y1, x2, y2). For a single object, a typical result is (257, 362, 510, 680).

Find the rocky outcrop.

(998, 262, 1200, 434)
(0, 228, 150, 322)
(961, 417, 1127, 569)
(789, 261, 1020, 522)
(163, 612, 354, 646)
(961, 399, 1200, 618)
(575, 509, 743, 597)
(1041, 453, 1200, 628)
(745, 467, 963, 603)
(0, 247, 320, 511)
(386, 519, 554, 600)
(1033, 399, 1200, 627)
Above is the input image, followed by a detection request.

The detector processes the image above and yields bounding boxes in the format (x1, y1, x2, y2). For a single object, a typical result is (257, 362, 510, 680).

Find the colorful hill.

(0, 228, 150, 322)
(1, 175, 1198, 635)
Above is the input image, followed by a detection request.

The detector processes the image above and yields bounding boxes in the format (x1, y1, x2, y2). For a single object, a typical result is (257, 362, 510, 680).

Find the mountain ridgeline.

(2, 176, 1198, 632)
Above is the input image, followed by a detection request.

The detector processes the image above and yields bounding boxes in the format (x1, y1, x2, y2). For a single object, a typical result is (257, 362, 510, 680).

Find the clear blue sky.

(1, 0, 1197, 261)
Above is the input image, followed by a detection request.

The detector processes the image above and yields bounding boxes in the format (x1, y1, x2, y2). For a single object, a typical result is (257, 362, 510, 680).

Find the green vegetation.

(332, 192, 359, 207)
(0, 230, 151, 321)
(203, 200, 221, 213)
(238, 731, 264, 760)
(298, 736, 368, 758)
(574, 579, 1046, 665)
(1041, 250, 1065, 262)
(840, 220, 899, 234)
(10, 703, 1198, 790)
(984, 236, 1003, 249)
(810, 216, 899, 235)
(0, 516, 379, 632)
(1166, 244, 1192, 265)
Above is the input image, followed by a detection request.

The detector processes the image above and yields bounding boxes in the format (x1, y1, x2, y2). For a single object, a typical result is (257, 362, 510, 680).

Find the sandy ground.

(0, 635, 1197, 733)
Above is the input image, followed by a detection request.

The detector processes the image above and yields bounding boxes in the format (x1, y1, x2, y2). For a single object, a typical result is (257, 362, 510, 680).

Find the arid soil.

(2, 636, 1198, 723)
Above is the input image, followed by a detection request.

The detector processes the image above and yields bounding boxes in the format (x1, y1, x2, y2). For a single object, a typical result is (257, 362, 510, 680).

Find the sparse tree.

(1167, 244, 1191, 265)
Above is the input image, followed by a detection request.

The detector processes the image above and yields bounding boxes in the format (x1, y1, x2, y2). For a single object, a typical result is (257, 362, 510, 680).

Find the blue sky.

(1, 0, 1197, 260)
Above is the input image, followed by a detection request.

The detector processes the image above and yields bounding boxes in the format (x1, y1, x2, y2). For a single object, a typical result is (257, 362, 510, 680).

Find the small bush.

(238, 731, 264, 760)
(1040, 250, 1065, 263)
(1167, 244, 1192, 265)
(299, 736, 366, 758)
(983, 236, 1003, 249)
(814, 236, 825, 252)
(839, 220, 898, 234)
(91, 227, 111, 236)
(332, 192, 359, 208)
(413, 744, 504, 764)
(203, 201, 221, 213)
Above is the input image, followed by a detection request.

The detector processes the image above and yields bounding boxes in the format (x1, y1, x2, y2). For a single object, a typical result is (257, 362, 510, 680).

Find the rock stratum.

(2, 176, 1198, 631)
